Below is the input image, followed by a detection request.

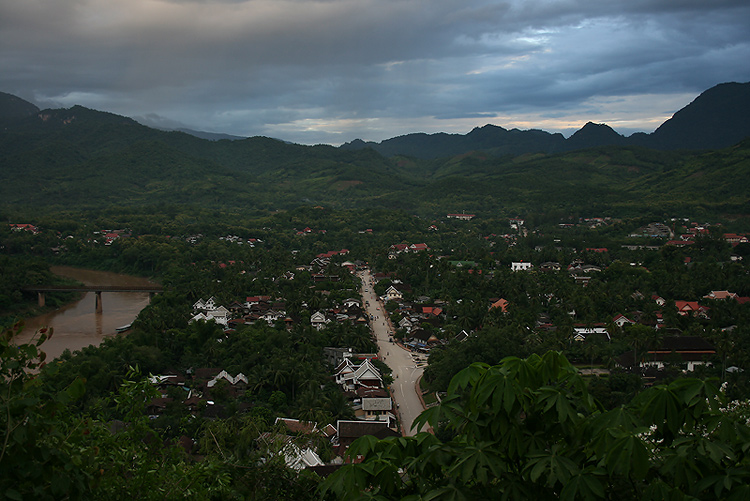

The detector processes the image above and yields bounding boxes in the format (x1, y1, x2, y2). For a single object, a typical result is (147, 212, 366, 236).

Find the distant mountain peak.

(568, 122, 623, 143)
(0, 92, 39, 124)
(648, 81, 750, 149)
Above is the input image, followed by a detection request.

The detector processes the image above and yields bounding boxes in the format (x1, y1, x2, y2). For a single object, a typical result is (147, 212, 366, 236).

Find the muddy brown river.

(14, 266, 157, 360)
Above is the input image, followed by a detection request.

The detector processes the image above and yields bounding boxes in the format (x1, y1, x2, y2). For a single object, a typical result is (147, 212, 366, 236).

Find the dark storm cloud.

(1, 0, 749, 144)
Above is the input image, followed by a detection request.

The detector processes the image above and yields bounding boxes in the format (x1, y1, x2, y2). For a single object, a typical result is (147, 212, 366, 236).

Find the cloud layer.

(2, 0, 749, 144)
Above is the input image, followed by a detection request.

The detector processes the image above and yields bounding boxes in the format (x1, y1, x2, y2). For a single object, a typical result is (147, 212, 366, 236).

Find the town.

(4, 208, 750, 495)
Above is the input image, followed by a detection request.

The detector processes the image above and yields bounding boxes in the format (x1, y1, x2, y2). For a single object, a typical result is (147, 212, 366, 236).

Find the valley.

(2, 82, 750, 499)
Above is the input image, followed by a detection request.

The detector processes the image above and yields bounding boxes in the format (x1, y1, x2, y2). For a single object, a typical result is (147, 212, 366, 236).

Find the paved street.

(358, 270, 428, 436)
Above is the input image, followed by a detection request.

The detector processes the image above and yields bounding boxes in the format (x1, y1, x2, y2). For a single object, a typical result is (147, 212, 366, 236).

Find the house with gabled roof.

(398, 316, 415, 332)
(259, 419, 326, 471)
(190, 304, 229, 327)
(675, 300, 710, 318)
(342, 298, 361, 308)
(511, 261, 533, 271)
(573, 324, 610, 342)
(723, 233, 748, 245)
(311, 311, 330, 330)
(613, 314, 635, 328)
(334, 359, 382, 391)
(703, 290, 737, 300)
(192, 297, 213, 311)
(275, 417, 323, 436)
(383, 286, 402, 302)
(206, 370, 248, 388)
(539, 262, 561, 272)
(259, 309, 286, 325)
(409, 329, 439, 346)
(618, 336, 716, 372)
(333, 358, 356, 382)
(335, 420, 398, 451)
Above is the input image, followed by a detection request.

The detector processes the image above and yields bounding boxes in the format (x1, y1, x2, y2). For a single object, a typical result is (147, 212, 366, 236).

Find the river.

(14, 266, 157, 361)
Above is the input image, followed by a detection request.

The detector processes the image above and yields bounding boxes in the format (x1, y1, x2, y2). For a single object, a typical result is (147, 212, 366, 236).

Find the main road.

(358, 269, 428, 436)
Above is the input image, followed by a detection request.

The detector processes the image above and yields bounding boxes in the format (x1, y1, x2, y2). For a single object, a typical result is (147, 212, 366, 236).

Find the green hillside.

(1, 101, 749, 222)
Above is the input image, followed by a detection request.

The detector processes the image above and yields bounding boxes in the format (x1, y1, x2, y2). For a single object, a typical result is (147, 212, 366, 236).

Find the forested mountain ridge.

(0, 85, 749, 219)
(342, 82, 750, 158)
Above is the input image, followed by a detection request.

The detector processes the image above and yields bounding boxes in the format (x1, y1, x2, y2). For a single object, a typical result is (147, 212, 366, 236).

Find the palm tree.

(625, 324, 654, 370)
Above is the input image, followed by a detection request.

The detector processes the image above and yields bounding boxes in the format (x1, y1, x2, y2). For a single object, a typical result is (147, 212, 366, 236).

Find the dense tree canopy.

(323, 351, 750, 500)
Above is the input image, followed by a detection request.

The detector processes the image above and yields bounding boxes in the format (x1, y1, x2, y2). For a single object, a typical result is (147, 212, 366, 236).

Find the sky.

(1, 0, 749, 146)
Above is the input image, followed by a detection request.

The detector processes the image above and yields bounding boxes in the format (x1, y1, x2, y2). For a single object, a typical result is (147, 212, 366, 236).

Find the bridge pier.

(23, 285, 163, 313)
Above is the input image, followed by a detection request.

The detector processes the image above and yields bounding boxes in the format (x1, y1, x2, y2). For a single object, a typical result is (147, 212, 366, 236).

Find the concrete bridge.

(23, 285, 163, 312)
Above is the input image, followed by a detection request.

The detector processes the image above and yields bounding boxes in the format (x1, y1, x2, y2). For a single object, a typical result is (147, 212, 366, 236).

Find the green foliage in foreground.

(1, 324, 323, 500)
(322, 351, 750, 500)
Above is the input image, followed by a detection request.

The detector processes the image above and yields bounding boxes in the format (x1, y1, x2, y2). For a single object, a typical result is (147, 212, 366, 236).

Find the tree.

(322, 351, 750, 500)
(1, 324, 90, 500)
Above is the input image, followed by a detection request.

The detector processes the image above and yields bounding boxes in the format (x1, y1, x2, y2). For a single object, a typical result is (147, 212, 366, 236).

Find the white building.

(511, 261, 533, 271)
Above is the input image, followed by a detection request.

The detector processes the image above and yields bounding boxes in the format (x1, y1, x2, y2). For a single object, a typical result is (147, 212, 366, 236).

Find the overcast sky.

(2, 0, 749, 145)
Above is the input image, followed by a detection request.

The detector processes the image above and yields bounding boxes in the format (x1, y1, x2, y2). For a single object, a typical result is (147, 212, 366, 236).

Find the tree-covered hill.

(1, 91, 749, 220)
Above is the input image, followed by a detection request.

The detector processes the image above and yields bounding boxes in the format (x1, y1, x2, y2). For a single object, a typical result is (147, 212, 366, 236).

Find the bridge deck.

(23, 285, 163, 292)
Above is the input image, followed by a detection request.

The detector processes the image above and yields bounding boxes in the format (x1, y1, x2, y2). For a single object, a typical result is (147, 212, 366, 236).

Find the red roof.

(490, 299, 509, 312)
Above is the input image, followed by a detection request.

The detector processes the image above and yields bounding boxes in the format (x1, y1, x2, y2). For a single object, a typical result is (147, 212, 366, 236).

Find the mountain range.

(0, 83, 749, 220)
(340, 82, 750, 158)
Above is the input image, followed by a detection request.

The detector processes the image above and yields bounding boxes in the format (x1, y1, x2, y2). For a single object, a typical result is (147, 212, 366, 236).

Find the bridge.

(23, 285, 163, 312)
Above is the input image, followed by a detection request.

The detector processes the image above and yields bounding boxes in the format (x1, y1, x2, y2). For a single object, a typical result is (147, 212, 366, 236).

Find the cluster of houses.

(218, 234, 262, 246)
(388, 242, 429, 259)
(310, 298, 369, 330)
(295, 226, 327, 236)
(92, 228, 131, 245)
(557, 216, 617, 229)
(381, 273, 732, 374)
(188, 250, 366, 333)
(327, 348, 396, 428)
(245, 343, 401, 471)
(190, 294, 372, 334)
(567, 289, 750, 373)
(507, 258, 604, 286)
(628, 220, 748, 253)
(446, 213, 475, 221)
(259, 414, 399, 474)
(9, 223, 132, 245)
(309, 248, 351, 269)
(146, 367, 250, 419)
(144, 346, 398, 473)
(724, 233, 749, 245)
(579, 217, 617, 228)
(191, 295, 289, 329)
(8, 223, 40, 234)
